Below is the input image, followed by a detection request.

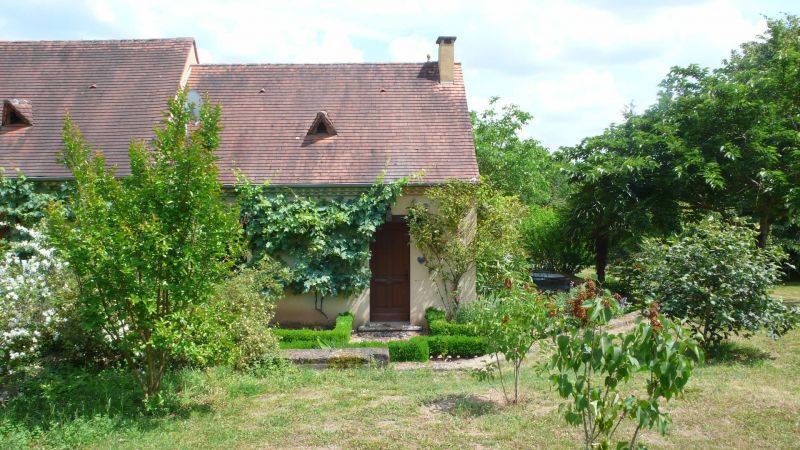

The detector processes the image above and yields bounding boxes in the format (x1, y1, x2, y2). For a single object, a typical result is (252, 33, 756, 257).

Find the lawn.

(773, 281, 800, 305)
(1, 329, 799, 449)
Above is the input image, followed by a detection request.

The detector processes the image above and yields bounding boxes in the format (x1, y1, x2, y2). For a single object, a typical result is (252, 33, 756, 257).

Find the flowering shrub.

(0, 225, 69, 377)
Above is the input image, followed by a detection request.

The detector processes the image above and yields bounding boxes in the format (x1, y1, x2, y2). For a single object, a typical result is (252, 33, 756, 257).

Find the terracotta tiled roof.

(187, 63, 478, 185)
(0, 38, 197, 178)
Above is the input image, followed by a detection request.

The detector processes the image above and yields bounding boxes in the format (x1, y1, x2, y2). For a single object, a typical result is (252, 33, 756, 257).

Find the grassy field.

(774, 281, 800, 305)
(1, 328, 799, 449)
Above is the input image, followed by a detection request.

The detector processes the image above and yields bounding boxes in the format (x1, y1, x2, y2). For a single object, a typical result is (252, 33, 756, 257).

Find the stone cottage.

(0, 36, 479, 328)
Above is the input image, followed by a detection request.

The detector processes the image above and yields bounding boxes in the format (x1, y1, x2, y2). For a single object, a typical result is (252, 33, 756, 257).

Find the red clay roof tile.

(187, 62, 478, 185)
(0, 38, 196, 178)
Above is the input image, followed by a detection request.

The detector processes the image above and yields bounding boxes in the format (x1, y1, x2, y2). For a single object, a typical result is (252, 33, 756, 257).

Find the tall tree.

(561, 108, 682, 282)
(657, 15, 800, 246)
(471, 97, 567, 206)
(48, 90, 241, 401)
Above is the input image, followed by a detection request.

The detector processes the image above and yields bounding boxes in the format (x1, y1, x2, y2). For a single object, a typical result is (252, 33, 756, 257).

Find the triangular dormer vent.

(307, 110, 337, 136)
(2, 99, 33, 128)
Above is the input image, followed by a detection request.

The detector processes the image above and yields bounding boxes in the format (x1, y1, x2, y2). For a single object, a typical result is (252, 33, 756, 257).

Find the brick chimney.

(436, 36, 456, 84)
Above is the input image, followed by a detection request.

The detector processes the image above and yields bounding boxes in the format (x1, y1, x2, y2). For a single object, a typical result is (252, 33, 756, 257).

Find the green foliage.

(471, 97, 568, 206)
(655, 15, 800, 246)
(387, 337, 429, 362)
(426, 308, 478, 336)
(561, 15, 800, 280)
(560, 107, 683, 282)
(424, 307, 446, 324)
(428, 320, 478, 337)
(624, 215, 799, 350)
(274, 313, 354, 345)
(408, 181, 528, 317)
(0, 171, 65, 244)
(425, 335, 488, 359)
(47, 90, 242, 401)
(237, 178, 406, 312)
(208, 258, 288, 370)
(472, 282, 560, 404)
(522, 205, 590, 274)
(548, 296, 702, 450)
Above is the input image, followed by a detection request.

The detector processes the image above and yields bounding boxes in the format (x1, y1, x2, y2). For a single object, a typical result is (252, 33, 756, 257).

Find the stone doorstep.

(356, 322, 423, 332)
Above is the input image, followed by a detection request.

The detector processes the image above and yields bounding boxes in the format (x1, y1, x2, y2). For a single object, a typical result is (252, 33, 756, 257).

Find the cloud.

(388, 36, 432, 62)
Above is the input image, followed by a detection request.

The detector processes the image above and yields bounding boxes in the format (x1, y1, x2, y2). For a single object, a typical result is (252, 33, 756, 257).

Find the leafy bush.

(429, 320, 479, 337)
(387, 338, 429, 362)
(425, 307, 479, 336)
(548, 297, 702, 449)
(0, 171, 65, 244)
(426, 336, 488, 358)
(408, 181, 529, 317)
(522, 205, 589, 275)
(47, 91, 242, 402)
(424, 307, 446, 324)
(625, 215, 799, 350)
(274, 313, 354, 345)
(0, 225, 71, 377)
(209, 258, 288, 369)
(472, 281, 560, 404)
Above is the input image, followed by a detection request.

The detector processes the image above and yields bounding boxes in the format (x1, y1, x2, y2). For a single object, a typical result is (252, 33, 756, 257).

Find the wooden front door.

(369, 221, 410, 322)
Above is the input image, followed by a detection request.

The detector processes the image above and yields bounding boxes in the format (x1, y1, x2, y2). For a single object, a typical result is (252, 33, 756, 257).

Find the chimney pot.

(436, 36, 457, 84)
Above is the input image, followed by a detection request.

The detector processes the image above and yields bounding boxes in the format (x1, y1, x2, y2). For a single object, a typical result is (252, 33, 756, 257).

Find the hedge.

(426, 336, 488, 358)
(425, 307, 446, 324)
(274, 313, 353, 344)
(425, 307, 480, 336)
(429, 320, 479, 337)
(387, 338, 429, 362)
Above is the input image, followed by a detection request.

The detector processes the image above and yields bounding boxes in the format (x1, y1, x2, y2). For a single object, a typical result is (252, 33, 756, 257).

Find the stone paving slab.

(281, 347, 390, 369)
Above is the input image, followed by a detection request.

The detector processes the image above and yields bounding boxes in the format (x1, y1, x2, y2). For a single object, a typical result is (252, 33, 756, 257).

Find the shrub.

(0, 225, 71, 377)
(472, 281, 560, 404)
(548, 298, 702, 449)
(408, 181, 529, 317)
(387, 338, 429, 362)
(625, 215, 799, 350)
(426, 336, 488, 358)
(522, 205, 589, 274)
(428, 320, 479, 337)
(426, 306, 479, 336)
(274, 313, 354, 345)
(210, 258, 287, 369)
(47, 91, 242, 402)
(424, 307, 446, 324)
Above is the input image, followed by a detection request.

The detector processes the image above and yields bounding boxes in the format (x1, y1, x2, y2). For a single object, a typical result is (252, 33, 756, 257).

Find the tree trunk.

(594, 233, 609, 283)
(757, 214, 770, 248)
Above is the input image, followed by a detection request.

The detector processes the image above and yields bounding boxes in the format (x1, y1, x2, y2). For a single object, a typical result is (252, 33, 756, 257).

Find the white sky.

(1, 0, 795, 149)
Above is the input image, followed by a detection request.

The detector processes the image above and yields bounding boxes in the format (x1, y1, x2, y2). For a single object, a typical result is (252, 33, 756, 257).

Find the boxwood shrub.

(387, 337, 429, 362)
(426, 336, 488, 358)
(274, 313, 353, 344)
(425, 307, 480, 336)
(425, 307, 446, 324)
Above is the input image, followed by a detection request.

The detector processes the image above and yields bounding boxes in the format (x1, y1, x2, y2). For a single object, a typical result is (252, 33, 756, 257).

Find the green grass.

(2, 330, 799, 449)
(773, 281, 800, 305)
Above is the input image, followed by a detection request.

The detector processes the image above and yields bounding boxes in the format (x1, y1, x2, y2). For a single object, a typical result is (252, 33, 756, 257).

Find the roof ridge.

(193, 62, 462, 67)
(0, 37, 195, 44)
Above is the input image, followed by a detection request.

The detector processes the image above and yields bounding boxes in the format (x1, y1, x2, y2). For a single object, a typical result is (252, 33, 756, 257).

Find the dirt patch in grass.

(420, 391, 505, 419)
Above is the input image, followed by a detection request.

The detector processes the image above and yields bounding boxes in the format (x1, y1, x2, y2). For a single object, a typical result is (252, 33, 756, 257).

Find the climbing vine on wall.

(236, 177, 407, 316)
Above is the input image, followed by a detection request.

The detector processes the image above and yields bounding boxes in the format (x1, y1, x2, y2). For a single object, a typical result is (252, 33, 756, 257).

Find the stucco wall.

(273, 189, 477, 328)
